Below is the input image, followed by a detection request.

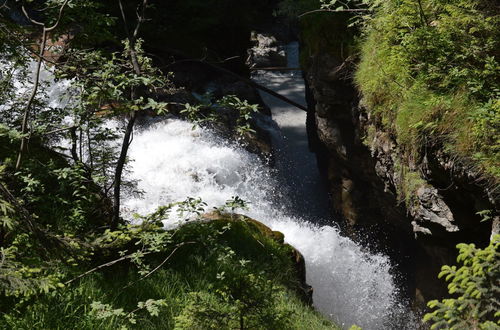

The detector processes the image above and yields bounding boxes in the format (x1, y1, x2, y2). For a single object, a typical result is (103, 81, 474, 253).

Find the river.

(121, 43, 413, 329)
(10, 49, 413, 329)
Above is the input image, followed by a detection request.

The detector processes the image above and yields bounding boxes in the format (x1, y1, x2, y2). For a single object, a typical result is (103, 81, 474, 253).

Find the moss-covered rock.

(197, 212, 312, 303)
(1, 211, 335, 329)
(300, 0, 498, 307)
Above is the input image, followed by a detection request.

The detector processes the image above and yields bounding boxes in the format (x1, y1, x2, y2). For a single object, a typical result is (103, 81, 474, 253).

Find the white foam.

(122, 119, 406, 329)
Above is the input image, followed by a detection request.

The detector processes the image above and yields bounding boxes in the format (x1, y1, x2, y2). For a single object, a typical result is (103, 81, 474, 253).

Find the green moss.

(1, 217, 338, 329)
(361, 123, 377, 149)
(355, 0, 500, 184)
(299, 10, 358, 68)
(393, 160, 427, 207)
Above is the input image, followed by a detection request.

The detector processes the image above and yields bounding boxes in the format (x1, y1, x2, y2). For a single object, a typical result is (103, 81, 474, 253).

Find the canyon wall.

(300, 16, 497, 307)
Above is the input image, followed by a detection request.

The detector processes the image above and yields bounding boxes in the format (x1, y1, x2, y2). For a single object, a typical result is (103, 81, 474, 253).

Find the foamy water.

(121, 119, 408, 329)
(4, 51, 414, 329)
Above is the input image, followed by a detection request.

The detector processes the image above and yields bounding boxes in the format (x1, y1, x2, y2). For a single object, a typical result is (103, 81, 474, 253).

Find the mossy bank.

(1, 192, 337, 329)
(297, 0, 499, 306)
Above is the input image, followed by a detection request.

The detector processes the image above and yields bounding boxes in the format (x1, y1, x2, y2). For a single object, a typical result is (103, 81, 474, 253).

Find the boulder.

(246, 33, 286, 68)
(198, 212, 313, 304)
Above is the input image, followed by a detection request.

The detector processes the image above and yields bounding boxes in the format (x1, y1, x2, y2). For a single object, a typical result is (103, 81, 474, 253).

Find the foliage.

(216, 195, 250, 213)
(1, 201, 337, 329)
(423, 235, 500, 329)
(174, 250, 292, 329)
(180, 94, 260, 136)
(218, 95, 260, 135)
(318, 0, 383, 27)
(62, 39, 172, 117)
(296, 3, 358, 67)
(277, 0, 318, 19)
(393, 160, 427, 208)
(89, 299, 167, 329)
(355, 0, 500, 182)
(0, 1, 338, 328)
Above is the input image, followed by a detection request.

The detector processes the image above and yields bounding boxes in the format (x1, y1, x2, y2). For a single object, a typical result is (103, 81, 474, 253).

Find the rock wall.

(303, 50, 497, 307)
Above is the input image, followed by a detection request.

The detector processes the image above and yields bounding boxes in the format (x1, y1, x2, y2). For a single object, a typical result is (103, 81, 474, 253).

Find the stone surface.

(302, 50, 497, 305)
(199, 212, 313, 304)
(246, 33, 286, 68)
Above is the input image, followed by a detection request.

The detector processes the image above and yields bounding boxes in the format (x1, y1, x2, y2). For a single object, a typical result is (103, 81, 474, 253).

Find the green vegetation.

(0, 1, 339, 328)
(279, 0, 358, 67)
(289, 3, 499, 327)
(355, 0, 499, 183)
(181, 94, 260, 136)
(393, 160, 428, 208)
(424, 235, 500, 329)
(1, 204, 336, 329)
(289, 0, 499, 203)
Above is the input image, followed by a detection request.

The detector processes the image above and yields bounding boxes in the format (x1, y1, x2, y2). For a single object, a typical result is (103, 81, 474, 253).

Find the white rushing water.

(120, 42, 413, 329)
(121, 118, 408, 329)
(4, 49, 411, 329)
(0, 58, 74, 111)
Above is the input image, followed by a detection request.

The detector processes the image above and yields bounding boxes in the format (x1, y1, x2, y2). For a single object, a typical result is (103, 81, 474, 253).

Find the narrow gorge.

(1, 0, 498, 329)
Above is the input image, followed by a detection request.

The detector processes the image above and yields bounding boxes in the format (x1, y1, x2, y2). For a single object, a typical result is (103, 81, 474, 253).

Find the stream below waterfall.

(9, 44, 416, 329)
(121, 43, 416, 329)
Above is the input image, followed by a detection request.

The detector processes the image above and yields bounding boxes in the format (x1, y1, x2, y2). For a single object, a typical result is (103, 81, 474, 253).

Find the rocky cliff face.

(303, 51, 497, 307)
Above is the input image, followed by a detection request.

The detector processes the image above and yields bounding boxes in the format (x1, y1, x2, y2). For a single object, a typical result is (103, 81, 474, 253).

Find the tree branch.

(122, 241, 196, 290)
(16, 28, 47, 170)
(168, 59, 308, 111)
(64, 251, 152, 286)
(16, 0, 70, 170)
(298, 8, 369, 18)
(118, 0, 132, 42)
(21, 5, 45, 26)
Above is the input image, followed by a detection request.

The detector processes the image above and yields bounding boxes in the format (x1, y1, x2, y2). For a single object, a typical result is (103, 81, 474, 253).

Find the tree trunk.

(111, 111, 137, 227)
(16, 29, 47, 170)
(111, 0, 149, 227)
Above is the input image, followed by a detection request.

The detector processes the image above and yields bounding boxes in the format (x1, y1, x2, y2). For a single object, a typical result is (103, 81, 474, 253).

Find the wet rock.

(412, 186, 458, 234)
(246, 32, 286, 68)
(199, 212, 313, 304)
(302, 48, 496, 305)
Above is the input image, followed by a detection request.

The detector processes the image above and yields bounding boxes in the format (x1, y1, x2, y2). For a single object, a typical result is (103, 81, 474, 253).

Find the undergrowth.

(1, 181, 337, 329)
(355, 0, 499, 186)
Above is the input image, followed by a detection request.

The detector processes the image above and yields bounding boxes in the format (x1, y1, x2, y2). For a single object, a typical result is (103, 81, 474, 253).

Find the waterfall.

(120, 42, 414, 329)
(120, 40, 421, 328)
(4, 52, 414, 329)
(121, 119, 411, 329)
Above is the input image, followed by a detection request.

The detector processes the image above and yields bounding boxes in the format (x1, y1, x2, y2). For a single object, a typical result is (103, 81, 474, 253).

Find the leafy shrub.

(180, 94, 260, 136)
(174, 249, 292, 329)
(355, 0, 500, 181)
(423, 235, 500, 329)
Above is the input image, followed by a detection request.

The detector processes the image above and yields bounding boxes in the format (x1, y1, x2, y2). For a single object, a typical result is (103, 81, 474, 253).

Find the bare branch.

(16, 28, 48, 170)
(122, 241, 196, 290)
(0, 0, 9, 10)
(168, 59, 308, 112)
(65, 242, 195, 286)
(42, 125, 77, 136)
(64, 251, 152, 286)
(118, 0, 133, 42)
(46, 0, 71, 31)
(298, 8, 369, 18)
(16, 0, 71, 170)
(21, 5, 45, 26)
(131, 0, 148, 43)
